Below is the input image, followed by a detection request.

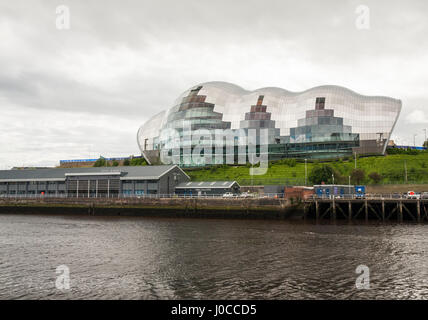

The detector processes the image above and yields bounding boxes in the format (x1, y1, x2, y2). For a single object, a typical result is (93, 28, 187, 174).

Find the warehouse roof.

(175, 181, 240, 189)
(0, 165, 189, 182)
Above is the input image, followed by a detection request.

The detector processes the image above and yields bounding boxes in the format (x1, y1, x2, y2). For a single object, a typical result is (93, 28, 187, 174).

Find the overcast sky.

(1, 0, 427, 169)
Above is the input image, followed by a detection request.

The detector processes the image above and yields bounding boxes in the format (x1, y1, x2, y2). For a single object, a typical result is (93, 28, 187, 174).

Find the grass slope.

(184, 153, 428, 186)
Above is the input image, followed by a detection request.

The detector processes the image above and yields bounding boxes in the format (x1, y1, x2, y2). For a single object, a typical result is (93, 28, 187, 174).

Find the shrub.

(351, 168, 365, 184)
(333, 169, 346, 184)
(93, 157, 106, 167)
(276, 158, 297, 167)
(130, 157, 147, 166)
(368, 172, 382, 184)
(309, 165, 334, 184)
(286, 159, 297, 167)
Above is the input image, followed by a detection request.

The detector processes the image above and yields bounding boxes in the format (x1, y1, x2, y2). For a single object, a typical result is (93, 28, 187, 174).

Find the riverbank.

(185, 153, 428, 185)
(0, 198, 304, 220)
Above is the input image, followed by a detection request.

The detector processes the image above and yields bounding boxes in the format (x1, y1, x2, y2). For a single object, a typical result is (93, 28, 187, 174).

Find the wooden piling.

(381, 200, 385, 222)
(417, 200, 421, 223)
(348, 201, 352, 221)
(307, 198, 425, 223)
(399, 201, 403, 222)
(332, 198, 336, 221)
(365, 200, 368, 222)
(315, 200, 319, 221)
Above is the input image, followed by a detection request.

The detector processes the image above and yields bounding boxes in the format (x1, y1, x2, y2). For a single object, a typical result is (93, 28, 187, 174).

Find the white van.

(407, 191, 420, 199)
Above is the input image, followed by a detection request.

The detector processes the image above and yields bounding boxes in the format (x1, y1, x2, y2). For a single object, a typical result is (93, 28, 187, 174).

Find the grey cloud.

(0, 0, 428, 168)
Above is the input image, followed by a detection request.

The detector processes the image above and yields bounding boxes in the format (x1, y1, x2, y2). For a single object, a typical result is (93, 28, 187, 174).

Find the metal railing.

(312, 193, 428, 200)
(2, 192, 428, 201)
(0, 192, 290, 200)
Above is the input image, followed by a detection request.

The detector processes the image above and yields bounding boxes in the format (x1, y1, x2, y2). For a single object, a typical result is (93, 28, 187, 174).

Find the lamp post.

(354, 152, 357, 169)
(404, 160, 408, 183)
(304, 158, 307, 186)
(348, 175, 351, 199)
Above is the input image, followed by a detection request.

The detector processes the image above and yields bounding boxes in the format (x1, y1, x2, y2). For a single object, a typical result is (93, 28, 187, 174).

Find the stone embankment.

(0, 197, 304, 220)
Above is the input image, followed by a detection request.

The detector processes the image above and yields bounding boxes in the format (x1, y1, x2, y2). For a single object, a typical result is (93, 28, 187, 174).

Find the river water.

(0, 214, 427, 299)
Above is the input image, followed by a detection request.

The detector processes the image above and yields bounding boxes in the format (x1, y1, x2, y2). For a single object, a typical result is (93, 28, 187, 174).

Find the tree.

(93, 157, 106, 167)
(309, 165, 334, 184)
(332, 169, 346, 184)
(130, 157, 147, 166)
(351, 168, 365, 185)
(424, 140, 428, 148)
(112, 160, 119, 167)
(123, 159, 130, 166)
(368, 171, 382, 184)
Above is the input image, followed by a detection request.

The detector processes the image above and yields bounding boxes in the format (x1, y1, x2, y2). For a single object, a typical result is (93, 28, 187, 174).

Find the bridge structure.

(304, 196, 428, 222)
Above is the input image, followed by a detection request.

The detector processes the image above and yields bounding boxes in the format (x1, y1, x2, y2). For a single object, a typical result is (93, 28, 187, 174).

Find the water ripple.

(0, 215, 427, 299)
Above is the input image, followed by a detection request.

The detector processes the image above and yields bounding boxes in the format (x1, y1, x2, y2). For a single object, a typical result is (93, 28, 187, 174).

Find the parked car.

(239, 192, 254, 198)
(222, 192, 236, 198)
(407, 191, 420, 199)
(422, 192, 428, 199)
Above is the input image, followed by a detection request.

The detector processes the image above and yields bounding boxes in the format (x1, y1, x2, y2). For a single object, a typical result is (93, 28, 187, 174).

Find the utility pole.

(354, 152, 357, 169)
(424, 129, 427, 146)
(404, 160, 408, 183)
(305, 158, 307, 186)
(413, 134, 417, 147)
(348, 175, 351, 193)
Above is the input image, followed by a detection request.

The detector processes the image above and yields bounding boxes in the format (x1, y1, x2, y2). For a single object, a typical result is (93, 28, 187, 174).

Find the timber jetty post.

(305, 197, 428, 222)
(417, 200, 421, 223)
(348, 201, 352, 221)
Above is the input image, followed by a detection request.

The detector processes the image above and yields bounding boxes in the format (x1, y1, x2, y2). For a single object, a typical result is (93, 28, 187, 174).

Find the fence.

(0, 192, 288, 200)
(312, 193, 428, 200)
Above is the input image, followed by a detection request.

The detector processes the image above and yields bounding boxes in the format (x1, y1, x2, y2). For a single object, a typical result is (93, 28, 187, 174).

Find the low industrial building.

(284, 186, 314, 200)
(264, 185, 285, 197)
(0, 165, 189, 197)
(263, 185, 314, 199)
(175, 181, 240, 196)
(314, 184, 355, 198)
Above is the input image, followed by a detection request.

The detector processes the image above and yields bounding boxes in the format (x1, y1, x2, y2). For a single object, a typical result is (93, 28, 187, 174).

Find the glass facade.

(138, 82, 402, 166)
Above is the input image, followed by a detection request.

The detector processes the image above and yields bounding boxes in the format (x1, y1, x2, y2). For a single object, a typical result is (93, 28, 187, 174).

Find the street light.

(348, 175, 351, 198)
(304, 158, 307, 186)
(354, 152, 357, 169)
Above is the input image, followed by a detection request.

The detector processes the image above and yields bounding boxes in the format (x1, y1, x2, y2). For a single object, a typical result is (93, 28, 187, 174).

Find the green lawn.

(184, 153, 428, 186)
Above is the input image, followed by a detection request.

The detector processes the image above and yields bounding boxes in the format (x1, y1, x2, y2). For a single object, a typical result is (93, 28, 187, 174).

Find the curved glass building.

(137, 82, 401, 166)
